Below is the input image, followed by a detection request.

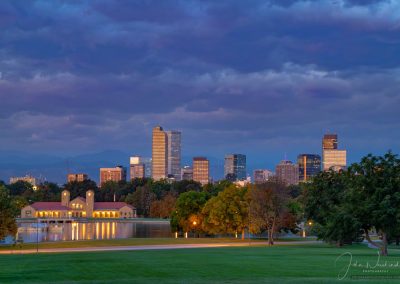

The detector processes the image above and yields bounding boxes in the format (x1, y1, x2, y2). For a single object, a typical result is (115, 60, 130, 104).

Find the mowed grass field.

(0, 237, 310, 251)
(1, 244, 400, 283)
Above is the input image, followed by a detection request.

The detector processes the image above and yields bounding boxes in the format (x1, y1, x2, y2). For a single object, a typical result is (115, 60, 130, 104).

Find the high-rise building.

(323, 150, 347, 171)
(181, 166, 193, 181)
(142, 157, 152, 178)
(224, 154, 246, 181)
(166, 130, 181, 181)
(130, 156, 145, 179)
(253, 169, 273, 184)
(10, 175, 37, 186)
(322, 134, 338, 150)
(67, 173, 88, 183)
(99, 166, 126, 186)
(297, 154, 321, 182)
(152, 126, 168, 180)
(322, 134, 347, 171)
(193, 157, 209, 185)
(275, 160, 299, 185)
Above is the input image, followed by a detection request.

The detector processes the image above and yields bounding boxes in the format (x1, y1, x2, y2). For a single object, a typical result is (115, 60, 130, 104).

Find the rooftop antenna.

(284, 152, 287, 161)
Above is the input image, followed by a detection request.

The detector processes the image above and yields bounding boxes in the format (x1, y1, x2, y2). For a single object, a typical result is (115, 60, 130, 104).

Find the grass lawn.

(0, 237, 261, 251)
(1, 244, 400, 283)
(0, 237, 314, 251)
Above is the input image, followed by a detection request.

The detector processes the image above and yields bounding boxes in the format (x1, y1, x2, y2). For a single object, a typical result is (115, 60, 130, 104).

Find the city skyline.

(0, 1, 399, 183)
(6, 131, 345, 185)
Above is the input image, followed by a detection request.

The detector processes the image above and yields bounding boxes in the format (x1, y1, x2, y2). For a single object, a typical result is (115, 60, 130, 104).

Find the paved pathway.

(0, 240, 321, 255)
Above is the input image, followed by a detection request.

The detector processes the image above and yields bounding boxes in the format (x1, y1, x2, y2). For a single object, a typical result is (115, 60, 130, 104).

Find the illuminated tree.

(202, 185, 248, 239)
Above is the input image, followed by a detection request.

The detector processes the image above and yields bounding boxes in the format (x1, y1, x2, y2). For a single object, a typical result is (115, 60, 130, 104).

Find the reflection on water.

(17, 221, 172, 243)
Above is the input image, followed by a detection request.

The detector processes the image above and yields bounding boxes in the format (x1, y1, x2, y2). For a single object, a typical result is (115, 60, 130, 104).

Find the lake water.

(16, 220, 172, 243)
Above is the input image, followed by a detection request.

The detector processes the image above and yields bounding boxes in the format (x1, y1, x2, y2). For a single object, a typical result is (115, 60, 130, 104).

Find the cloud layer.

(1, 0, 399, 180)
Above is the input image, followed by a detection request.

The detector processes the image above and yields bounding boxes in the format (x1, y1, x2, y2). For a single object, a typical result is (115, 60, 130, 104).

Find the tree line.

(2, 150, 399, 256)
(304, 151, 400, 256)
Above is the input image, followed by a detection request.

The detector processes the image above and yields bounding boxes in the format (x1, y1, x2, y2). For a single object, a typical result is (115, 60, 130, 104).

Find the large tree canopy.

(0, 185, 18, 240)
(304, 151, 400, 256)
(201, 185, 248, 239)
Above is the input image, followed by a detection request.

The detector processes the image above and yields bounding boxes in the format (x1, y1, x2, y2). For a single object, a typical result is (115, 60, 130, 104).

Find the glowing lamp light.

(193, 221, 197, 226)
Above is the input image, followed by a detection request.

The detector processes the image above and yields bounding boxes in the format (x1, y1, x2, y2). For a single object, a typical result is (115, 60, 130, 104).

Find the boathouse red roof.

(30, 202, 69, 211)
(28, 201, 134, 211)
(94, 202, 134, 210)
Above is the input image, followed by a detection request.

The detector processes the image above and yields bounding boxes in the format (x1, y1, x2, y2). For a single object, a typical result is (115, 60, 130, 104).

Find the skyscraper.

(322, 134, 338, 150)
(224, 154, 246, 181)
(322, 134, 347, 171)
(193, 157, 210, 185)
(130, 156, 145, 179)
(152, 126, 168, 180)
(275, 160, 299, 185)
(181, 166, 193, 181)
(253, 169, 273, 184)
(297, 154, 321, 182)
(99, 166, 126, 186)
(323, 150, 347, 171)
(166, 130, 181, 180)
(67, 173, 88, 183)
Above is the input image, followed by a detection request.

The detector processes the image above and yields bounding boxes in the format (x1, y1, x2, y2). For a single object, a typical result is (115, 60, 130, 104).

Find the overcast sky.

(1, 0, 400, 178)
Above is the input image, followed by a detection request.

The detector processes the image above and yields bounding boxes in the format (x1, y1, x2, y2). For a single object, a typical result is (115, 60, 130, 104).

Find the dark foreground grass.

(1, 244, 400, 283)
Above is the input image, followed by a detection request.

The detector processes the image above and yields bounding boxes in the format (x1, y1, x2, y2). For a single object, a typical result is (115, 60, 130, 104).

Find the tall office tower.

(152, 126, 168, 180)
(181, 166, 193, 181)
(166, 130, 181, 181)
(142, 157, 152, 178)
(224, 154, 246, 181)
(193, 157, 210, 185)
(275, 160, 299, 186)
(297, 154, 321, 182)
(322, 134, 338, 150)
(130, 156, 145, 179)
(323, 150, 347, 171)
(67, 173, 88, 183)
(99, 166, 126, 186)
(322, 134, 347, 171)
(253, 169, 273, 184)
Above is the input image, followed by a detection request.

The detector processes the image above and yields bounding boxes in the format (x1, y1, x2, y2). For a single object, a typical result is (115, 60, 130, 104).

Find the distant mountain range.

(0, 150, 227, 185)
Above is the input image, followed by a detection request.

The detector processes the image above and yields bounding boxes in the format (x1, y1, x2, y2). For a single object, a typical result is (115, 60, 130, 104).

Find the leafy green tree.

(63, 179, 98, 199)
(7, 181, 33, 196)
(98, 181, 121, 201)
(150, 193, 177, 219)
(203, 180, 233, 196)
(0, 185, 18, 240)
(171, 180, 202, 195)
(170, 191, 208, 234)
(249, 182, 297, 245)
(34, 182, 62, 201)
(125, 185, 156, 217)
(202, 185, 248, 239)
(148, 180, 172, 199)
(304, 170, 363, 246)
(346, 151, 400, 256)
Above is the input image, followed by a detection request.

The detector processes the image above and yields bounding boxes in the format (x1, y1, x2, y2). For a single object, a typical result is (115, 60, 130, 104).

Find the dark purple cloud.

(0, 0, 399, 182)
